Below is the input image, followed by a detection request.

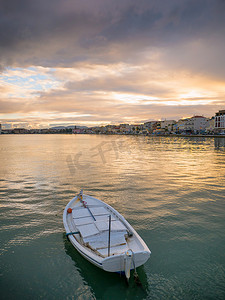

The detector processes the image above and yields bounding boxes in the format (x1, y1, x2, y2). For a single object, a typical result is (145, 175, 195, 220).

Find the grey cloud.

(1, 0, 225, 71)
(0, 0, 224, 128)
(64, 74, 170, 97)
(162, 37, 225, 79)
(0, 98, 26, 112)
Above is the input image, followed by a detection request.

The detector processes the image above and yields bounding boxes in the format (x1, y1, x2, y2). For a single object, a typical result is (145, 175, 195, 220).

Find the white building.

(144, 121, 160, 133)
(160, 120, 176, 132)
(215, 110, 225, 131)
(177, 118, 194, 132)
(177, 116, 209, 133)
(205, 117, 215, 133)
(192, 116, 209, 131)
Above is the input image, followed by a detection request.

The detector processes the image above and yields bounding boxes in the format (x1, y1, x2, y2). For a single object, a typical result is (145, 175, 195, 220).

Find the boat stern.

(102, 250, 150, 273)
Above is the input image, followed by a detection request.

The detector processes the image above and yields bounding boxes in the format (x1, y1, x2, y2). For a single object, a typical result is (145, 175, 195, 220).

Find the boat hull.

(63, 193, 151, 274)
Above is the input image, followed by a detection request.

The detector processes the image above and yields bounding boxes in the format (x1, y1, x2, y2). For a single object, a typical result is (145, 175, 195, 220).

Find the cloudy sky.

(0, 0, 225, 128)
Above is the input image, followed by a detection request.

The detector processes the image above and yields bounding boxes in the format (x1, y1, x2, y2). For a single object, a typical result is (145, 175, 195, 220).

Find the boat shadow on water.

(63, 233, 149, 299)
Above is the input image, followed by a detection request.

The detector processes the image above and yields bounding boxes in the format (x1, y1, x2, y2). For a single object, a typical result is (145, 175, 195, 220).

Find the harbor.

(0, 134, 225, 299)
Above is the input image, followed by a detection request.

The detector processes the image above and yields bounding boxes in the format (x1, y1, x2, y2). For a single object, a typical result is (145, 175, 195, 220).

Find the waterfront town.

(0, 110, 225, 136)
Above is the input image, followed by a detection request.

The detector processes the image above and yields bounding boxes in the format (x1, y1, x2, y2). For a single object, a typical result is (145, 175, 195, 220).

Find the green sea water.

(0, 134, 225, 300)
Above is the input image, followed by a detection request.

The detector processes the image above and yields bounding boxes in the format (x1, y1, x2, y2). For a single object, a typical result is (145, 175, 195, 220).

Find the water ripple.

(1, 135, 225, 299)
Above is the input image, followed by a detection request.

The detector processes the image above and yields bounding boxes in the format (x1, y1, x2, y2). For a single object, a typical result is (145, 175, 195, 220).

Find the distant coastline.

(1, 112, 225, 136)
(0, 130, 225, 138)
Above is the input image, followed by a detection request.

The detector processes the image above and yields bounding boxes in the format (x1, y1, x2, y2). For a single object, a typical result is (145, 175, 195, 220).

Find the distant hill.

(50, 125, 88, 129)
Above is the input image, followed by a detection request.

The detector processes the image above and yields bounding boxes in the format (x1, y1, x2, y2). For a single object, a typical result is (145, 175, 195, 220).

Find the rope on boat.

(130, 249, 142, 287)
(86, 206, 96, 221)
(66, 231, 80, 236)
(78, 190, 96, 221)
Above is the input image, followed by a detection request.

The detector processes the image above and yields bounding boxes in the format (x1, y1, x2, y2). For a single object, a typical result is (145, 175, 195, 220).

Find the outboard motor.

(124, 249, 133, 281)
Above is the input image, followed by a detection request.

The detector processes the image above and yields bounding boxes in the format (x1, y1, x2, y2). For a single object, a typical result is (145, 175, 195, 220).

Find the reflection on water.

(0, 135, 225, 299)
(64, 234, 149, 300)
(215, 137, 225, 149)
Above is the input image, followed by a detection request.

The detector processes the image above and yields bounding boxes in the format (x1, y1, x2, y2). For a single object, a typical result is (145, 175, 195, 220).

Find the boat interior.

(70, 202, 133, 258)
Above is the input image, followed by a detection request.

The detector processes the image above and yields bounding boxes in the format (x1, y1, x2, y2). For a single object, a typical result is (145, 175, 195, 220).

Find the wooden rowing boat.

(63, 190, 151, 281)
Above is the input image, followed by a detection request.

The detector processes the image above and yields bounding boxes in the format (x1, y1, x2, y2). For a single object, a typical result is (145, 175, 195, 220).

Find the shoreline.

(146, 134, 225, 138)
(1, 132, 225, 138)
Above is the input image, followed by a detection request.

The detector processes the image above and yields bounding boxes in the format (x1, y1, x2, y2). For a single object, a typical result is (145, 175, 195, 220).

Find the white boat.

(63, 190, 151, 280)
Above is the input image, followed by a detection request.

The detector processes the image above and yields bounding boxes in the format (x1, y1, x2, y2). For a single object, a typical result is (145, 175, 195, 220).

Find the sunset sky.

(1, 0, 225, 128)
